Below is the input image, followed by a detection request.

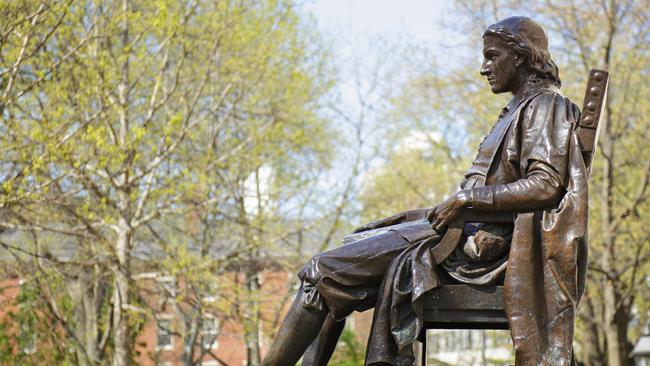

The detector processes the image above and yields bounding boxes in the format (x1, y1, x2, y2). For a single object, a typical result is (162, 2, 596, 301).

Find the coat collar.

(499, 80, 560, 118)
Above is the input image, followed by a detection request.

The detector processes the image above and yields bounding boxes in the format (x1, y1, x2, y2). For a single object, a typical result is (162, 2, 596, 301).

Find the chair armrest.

(455, 210, 515, 223)
(429, 209, 515, 265)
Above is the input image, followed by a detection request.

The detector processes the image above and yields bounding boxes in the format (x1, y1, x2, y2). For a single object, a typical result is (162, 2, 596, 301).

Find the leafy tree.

(0, 0, 338, 365)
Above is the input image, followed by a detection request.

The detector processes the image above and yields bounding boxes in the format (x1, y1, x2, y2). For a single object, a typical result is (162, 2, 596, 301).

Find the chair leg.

(421, 333, 427, 366)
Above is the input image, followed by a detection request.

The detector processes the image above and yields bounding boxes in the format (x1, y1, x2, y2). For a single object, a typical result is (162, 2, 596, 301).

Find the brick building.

(0, 270, 374, 365)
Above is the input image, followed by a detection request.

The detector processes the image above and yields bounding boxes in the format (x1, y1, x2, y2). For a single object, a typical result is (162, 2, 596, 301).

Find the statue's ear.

(515, 56, 525, 67)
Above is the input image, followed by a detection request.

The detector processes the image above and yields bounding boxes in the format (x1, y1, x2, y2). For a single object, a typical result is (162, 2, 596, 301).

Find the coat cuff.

(470, 186, 494, 209)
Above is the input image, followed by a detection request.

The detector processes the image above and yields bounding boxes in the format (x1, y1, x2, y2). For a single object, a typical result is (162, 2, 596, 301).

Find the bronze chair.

(417, 69, 609, 364)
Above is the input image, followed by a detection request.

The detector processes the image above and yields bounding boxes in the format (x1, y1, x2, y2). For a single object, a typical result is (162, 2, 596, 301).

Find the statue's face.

(480, 35, 521, 94)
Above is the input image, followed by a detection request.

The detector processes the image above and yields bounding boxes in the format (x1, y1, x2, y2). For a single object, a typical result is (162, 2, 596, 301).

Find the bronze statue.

(262, 16, 589, 366)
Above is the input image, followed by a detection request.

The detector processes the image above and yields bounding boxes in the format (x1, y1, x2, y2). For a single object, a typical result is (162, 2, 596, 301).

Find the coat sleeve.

(469, 92, 580, 211)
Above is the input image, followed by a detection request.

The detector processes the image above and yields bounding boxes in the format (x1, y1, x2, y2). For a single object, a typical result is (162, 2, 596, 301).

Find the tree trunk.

(182, 313, 199, 366)
(112, 225, 131, 366)
(82, 274, 99, 365)
(580, 298, 604, 366)
(603, 302, 629, 366)
(69, 277, 90, 366)
(598, 93, 628, 366)
(68, 269, 101, 366)
(245, 267, 261, 366)
(113, 0, 131, 364)
(603, 285, 630, 366)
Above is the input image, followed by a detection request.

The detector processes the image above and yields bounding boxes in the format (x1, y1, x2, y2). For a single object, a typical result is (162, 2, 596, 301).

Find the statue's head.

(480, 16, 561, 94)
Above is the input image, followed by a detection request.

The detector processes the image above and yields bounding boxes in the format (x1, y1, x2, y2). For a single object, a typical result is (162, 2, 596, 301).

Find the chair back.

(576, 69, 609, 174)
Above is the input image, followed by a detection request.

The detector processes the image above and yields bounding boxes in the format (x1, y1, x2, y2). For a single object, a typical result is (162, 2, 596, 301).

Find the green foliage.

(1, 0, 336, 364)
(0, 319, 12, 365)
(329, 327, 364, 366)
(0, 275, 77, 365)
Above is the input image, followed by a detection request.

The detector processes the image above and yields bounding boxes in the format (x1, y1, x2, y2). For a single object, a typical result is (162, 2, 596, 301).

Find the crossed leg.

(262, 231, 412, 366)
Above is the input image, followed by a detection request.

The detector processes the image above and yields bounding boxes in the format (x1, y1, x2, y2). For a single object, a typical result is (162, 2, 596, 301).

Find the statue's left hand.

(427, 191, 471, 231)
(351, 211, 408, 233)
(352, 208, 430, 233)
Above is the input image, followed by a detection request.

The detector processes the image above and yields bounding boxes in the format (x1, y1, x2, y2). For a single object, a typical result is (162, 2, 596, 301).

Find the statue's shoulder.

(525, 86, 580, 115)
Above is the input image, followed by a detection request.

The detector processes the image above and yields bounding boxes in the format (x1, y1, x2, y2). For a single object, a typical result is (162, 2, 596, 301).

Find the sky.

(303, 0, 466, 75)
(296, 1, 467, 220)
(304, 0, 475, 147)
(303, 0, 476, 112)
(304, 0, 451, 45)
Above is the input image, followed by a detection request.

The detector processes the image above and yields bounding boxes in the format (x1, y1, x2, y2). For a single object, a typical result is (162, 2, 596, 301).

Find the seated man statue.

(262, 16, 588, 366)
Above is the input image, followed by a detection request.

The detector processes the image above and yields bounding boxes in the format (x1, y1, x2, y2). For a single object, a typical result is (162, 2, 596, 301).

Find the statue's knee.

(309, 253, 321, 266)
(303, 254, 323, 277)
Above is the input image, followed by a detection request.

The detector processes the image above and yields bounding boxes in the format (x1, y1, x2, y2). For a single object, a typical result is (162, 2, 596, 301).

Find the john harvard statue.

(262, 16, 589, 366)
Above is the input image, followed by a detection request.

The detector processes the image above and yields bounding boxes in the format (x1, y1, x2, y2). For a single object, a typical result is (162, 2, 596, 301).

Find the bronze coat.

(499, 93, 588, 366)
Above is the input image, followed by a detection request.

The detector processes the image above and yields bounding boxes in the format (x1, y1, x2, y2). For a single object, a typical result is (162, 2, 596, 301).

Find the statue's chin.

(490, 85, 508, 94)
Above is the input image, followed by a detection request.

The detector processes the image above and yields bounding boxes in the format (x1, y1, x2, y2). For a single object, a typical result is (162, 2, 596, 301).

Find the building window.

(201, 317, 219, 349)
(158, 276, 176, 297)
(157, 319, 173, 350)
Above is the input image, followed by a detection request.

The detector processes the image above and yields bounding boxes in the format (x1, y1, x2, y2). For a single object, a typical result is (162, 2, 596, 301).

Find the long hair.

(483, 18, 562, 87)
